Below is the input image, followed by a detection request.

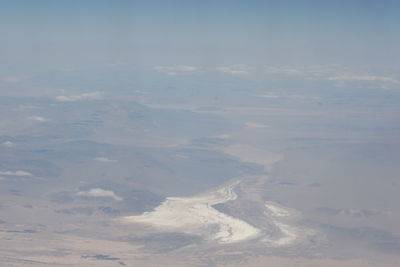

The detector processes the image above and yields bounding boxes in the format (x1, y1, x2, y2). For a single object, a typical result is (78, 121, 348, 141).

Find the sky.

(1, 0, 400, 74)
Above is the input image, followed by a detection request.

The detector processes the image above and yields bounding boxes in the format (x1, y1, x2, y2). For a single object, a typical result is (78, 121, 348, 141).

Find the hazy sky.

(1, 0, 400, 74)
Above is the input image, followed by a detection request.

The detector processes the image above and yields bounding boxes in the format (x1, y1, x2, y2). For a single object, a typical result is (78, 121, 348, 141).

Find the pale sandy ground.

(219, 256, 400, 267)
(1, 230, 399, 267)
(0, 231, 143, 266)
